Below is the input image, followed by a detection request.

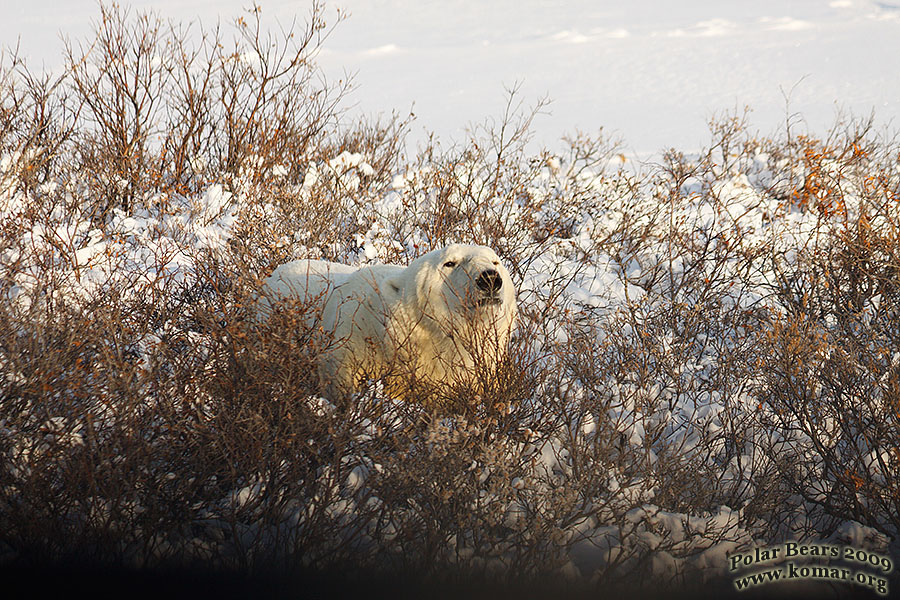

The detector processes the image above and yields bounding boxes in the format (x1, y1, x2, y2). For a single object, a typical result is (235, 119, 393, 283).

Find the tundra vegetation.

(0, 3, 898, 597)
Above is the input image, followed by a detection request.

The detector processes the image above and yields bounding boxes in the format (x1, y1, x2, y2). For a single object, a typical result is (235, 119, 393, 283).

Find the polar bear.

(260, 244, 517, 403)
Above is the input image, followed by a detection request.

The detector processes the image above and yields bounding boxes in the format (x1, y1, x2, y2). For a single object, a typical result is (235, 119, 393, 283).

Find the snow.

(316, 0, 899, 154)
(3, 0, 899, 155)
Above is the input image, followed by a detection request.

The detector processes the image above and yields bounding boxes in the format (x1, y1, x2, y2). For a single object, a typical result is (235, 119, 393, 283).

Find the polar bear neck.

(388, 299, 480, 382)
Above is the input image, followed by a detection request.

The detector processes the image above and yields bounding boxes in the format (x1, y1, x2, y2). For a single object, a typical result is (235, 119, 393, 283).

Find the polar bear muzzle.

(473, 268, 504, 307)
(475, 269, 503, 293)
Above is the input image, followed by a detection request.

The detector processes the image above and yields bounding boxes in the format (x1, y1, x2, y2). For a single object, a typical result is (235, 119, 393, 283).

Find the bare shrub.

(56, 1, 347, 219)
(751, 119, 900, 540)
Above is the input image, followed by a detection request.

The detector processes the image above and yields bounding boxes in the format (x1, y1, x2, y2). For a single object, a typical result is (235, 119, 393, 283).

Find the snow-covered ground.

(3, 0, 899, 154)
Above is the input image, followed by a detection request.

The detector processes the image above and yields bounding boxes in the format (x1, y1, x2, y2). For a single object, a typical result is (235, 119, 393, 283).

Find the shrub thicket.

(1, 4, 898, 598)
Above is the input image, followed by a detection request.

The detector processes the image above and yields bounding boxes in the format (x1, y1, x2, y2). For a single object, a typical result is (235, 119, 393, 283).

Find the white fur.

(260, 244, 517, 400)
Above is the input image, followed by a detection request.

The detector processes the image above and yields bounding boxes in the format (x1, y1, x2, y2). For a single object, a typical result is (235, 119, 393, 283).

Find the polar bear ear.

(410, 259, 437, 310)
(384, 275, 404, 299)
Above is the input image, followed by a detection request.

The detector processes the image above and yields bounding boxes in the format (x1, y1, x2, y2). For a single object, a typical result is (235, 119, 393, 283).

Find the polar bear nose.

(475, 269, 503, 293)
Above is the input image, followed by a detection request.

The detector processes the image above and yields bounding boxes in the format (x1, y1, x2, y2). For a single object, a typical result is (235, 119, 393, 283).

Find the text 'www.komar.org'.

(730, 542, 893, 596)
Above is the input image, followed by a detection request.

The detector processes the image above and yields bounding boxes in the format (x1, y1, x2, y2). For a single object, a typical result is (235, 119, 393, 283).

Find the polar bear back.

(262, 259, 407, 394)
(264, 259, 360, 302)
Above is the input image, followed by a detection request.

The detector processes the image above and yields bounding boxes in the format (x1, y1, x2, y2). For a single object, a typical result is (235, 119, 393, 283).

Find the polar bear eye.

(443, 261, 457, 268)
(492, 261, 499, 266)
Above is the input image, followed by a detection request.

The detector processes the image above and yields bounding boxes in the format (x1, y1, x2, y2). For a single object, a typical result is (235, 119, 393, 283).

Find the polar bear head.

(388, 244, 517, 342)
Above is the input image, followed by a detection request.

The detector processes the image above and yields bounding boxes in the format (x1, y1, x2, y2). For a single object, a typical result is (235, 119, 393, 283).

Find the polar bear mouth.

(475, 296, 503, 308)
